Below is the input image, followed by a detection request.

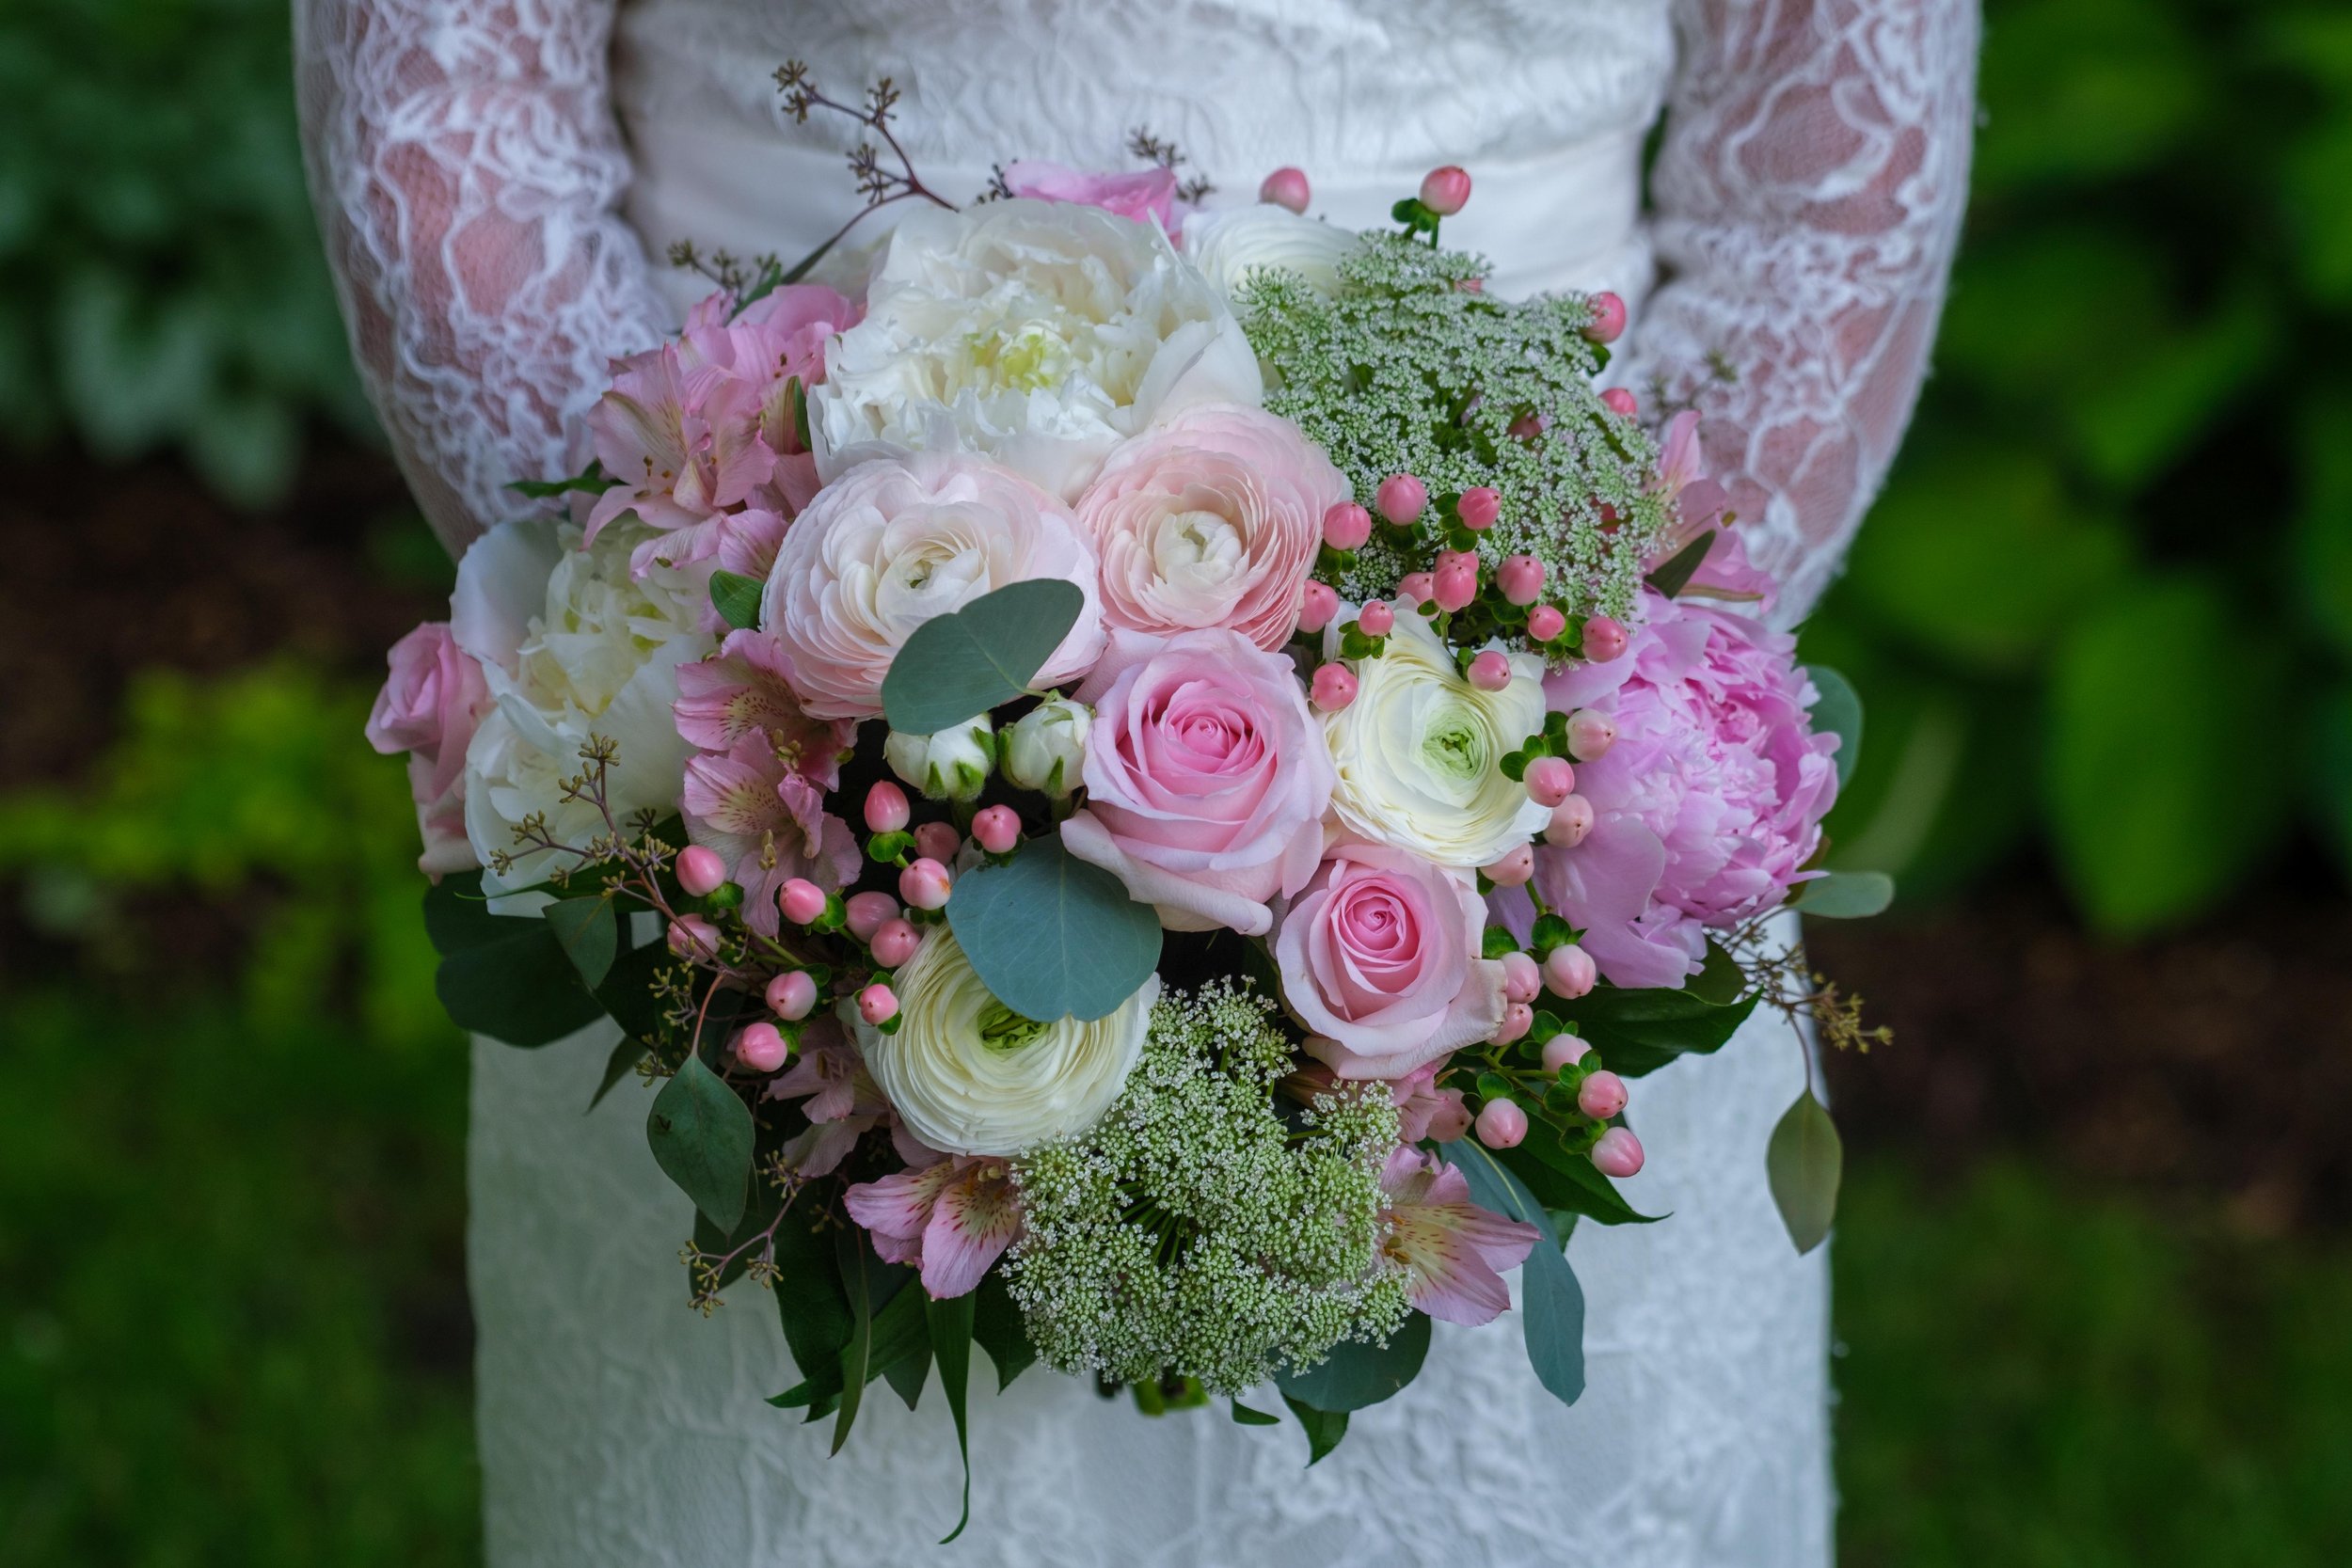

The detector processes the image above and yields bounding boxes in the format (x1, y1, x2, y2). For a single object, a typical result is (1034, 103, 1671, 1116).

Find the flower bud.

(1498, 554, 1546, 606)
(1541, 1034, 1591, 1073)
(675, 844, 727, 898)
(1543, 942, 1597, 1000)
(1592, 1126, 1645, 1179)
(1501, 950, 1542, 1005)
(1482, 840, 1534, 884)
(1524, 754, 1575, 809)
(1583, 291, 1628, 345)
(885, 715, 993, 802)
(1600, 388, 1638, 419)
(1528, 605, 1567, 642)
(1311, 662, 1359, 712)
(1297, 579, 1340, 635)
(779, 878, 828, 927)
(1356, 600, 1396, 637)
(1457, 486, 1502, 531)
(1545, 794, 1596, 848)
(1323, 500, 1373, 551)
(736, 1022, 789, 1073)
(857, 983, 899, 1026)
(898, 857, 953, 911)
(971, 804, 1022, 855)
(1468, 650, 1513, 691)
(914, 821, 961, 863)
(1566, 708, 1616, 762)
(667, 915, 722, 962)
(863, 780, 910, 833)
(1474, 1097, 1527, 1148)
(1581, 615, 1629, 664)
(1001, 698, 1089, 798)
(1376, 473, 1427, 526)
(1492, 1002, 1534, 1046)
(1578, 1069, 1629, 1121)
(1259, 166, 1311, 214)
(845, 891, 898, 942)
(766, 969, 818, 1022)
(1419, 165, 1472, 216)
(869, 917, 922, 969)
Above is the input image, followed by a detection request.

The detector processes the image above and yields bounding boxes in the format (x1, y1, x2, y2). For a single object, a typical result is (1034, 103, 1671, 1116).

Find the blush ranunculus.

(1059, 628, 1335, 936)
(1075, 404, 1345, 651)
(760, 451, 1106, 721)
(1281, 842, 1507, 1080)
(1001, 160, 1180, 230)
(365, 621, 492, 876)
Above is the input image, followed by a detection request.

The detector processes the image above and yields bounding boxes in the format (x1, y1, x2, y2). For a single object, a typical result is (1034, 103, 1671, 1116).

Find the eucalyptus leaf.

(1448, 1140, 1585, 1407)
(644, 1053, 754, 1232)
(1279, 1394, 1350, 1465)
(1798, 869, 1896, 920)
(709, 569, 764, 632)
(422, 882, 605, 1047)
(880, 578, 1085, 734)
(1805, 664, 1866, 787)
(1767, 1091, 1844, 1255)
(1276, 1312, 1431, 1412)
(541, 895, 617, 989)
(928, 1294, 977, 1544)
(946, 835, 1163, 1023)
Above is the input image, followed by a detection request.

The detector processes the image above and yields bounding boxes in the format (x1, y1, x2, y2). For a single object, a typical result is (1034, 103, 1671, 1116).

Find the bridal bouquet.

(367, 73, 1886, 1535)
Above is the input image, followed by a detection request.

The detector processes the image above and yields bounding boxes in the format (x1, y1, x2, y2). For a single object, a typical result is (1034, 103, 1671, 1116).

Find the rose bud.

(1000, 698, 1089, 798)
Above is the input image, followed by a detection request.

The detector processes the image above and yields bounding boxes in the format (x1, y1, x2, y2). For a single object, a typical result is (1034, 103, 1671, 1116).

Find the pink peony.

(673, 629, 854, 786)
(1526, 589, 1839, 987)
(1281, 842, 1507, 1080)
(1378, 1148, 1538, 1326)
(844, 1155, 1023, 1300)
(365, 622, 491, 877)
(679, 734, 860, 937)
(1075, 404, 1344, 652)
(1001, 160, 1180, 230)
(1059, 627, 1334, 936)
(761, 452, 1106, 721)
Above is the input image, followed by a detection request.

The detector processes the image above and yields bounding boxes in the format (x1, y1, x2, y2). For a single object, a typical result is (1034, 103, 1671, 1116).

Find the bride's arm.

(1624, 0, 1981, 624)
(294, 0, 673, 553)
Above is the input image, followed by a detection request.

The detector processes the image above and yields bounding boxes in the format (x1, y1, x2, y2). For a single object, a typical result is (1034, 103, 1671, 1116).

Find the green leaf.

(540, 895, 617, 989)
(506, 460, 616, 499)
(1687, 941, 1749, 1006)
(1555, 980, 1759, 1079)
(1804, 665, 1865, 789)
(831, 1226, 878, 1454)
(767, 1207, 854, 1418)
(1644, 529, 1716, 598)
(881, 1334, 930, 1412)
(946, 835, 1163, 1023)
(880, 579, 1085, 734)
(1505, 1139, 1662, 1227)
(588, 1034, 647, 1111)
(1797, 870, 1895, 920)
(709, 569, 764, 632)
(972, 1271, 1037, 1392)
(1279, 1394, 1350, 1465)
(422, 882, 605, 1047)
(1276, 1312, 1431, 1412)
(644, 1053, 754, 1232)
(928, 1293, 977, 1544)
(1446, 1141, 1585, 1407)
(1766, 1091, 1843, 1255)
(1230, 1400, 1282, 1427)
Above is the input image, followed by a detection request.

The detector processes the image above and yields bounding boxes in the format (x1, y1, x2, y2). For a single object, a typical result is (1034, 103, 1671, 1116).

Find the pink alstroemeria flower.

(674, 630, 854, 786)
(1379, 1148, 1538, 1326)
(844, 1156, 1025, 1301)
(679, 733, 859, 936)
(767, 1031, 930, 1177)
(583, 345, 773, 571)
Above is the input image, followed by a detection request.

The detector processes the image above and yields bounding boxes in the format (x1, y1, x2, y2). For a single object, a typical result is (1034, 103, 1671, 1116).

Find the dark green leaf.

(709, 569, 764, 632)
(588, 1034, 647, 1111)
(1277, 1311, 1431, 1412)
(1645, 529, 1716, 598)
(830, 1226, 877, 1454)
(1556, 981, 1759, 1079)
(1279, 1394, 1350, 1465)
(881, 1335, 930, 1412)
(1448, 1140, 1585, 1407)
(928, 1294, 977, 1544)
(644, 1053, 754, 1232)
(506, 461, 616, 499)
(423, 882, 606, 1047)
(946, 835, 1163, 1023)
(1230, 1400, 1282, 1427)
(972, 1271, 1037, 1392)
(768, 1207, 854, 1418)
(1505, 1139, 1663, 1227)
(880, 579, 1086, 734)
(1797, 870, 1896, 920)
(1766, 1091, 1844, 1255)
(1805, 665, 1866, 788)
(1687, 941, 1749, 1006)
(541, 895, 617, 989)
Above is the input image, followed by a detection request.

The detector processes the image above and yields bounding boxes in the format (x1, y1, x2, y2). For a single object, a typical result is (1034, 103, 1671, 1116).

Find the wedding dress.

(294, 3, 1979, 1561)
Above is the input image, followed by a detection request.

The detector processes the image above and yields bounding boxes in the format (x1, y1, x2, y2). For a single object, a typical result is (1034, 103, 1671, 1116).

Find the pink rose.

(365, 622, 490, 877)
(1075, 404, 1344, 651)
(1059, 627, 1334, 935)
(762, 452, 1106, 721)
(1002, 160, 1179, 230)
(1281, 842, 1507, 1080)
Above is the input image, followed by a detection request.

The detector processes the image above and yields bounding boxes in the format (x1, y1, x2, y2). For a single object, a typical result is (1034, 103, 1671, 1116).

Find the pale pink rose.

(1379, 1148, 1538, 1326)
(673, 629, 855, 787)
(1002, 160, 1179, 230)
(1075, 404, 1343, 651)
(679, 734, 860, 937)
(1059, 627, 1333, 935)
(761, 452, 1106, 721)
(365, 622, 491, 877)
(1283, 842, 1507, 1080)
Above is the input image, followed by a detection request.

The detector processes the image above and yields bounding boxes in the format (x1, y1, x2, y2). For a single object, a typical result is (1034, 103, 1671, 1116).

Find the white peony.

(1321, 604, 1550, 868)
(812, 198, 1263, 501)
(452, 517, 713, 896)
(853, 926, 1158, 1155)
(1180, 204, 1360, 301)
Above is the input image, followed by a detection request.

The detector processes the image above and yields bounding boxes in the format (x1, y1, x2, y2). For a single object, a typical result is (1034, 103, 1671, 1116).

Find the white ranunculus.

(1321, 604, 1550, 868)
(854, 927, 1158, 1155)
(885, 715, 995, 802)
(811, 198, 1263, 501)
(452, 517, 713, 896)
(1000, 697, 1090, 797)
(1180, 205, 1360, 301)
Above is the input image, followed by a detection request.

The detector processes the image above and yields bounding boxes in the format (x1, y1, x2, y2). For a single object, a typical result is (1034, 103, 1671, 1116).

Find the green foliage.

(1804, 0, 2352, 931)
(0, 0, 368, 503)
(1276, 1310, 1431, 1413)
(644, 1052, 755, 1233)
(421, 879, 608, 1046)
(945, 833, 1163, 1023)
(1446, 1139, 1585, 1408)
(1765, 1091, 1843, 1255)
(879, 578, 1084, 735)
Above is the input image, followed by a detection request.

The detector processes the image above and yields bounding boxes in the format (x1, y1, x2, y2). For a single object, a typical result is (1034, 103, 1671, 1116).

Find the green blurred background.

(4, 0, 2351, 1560)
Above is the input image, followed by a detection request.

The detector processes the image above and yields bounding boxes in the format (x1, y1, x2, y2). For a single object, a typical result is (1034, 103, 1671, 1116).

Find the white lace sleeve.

(294, 0, 673, 553)
(1625, 0, 1980, 623)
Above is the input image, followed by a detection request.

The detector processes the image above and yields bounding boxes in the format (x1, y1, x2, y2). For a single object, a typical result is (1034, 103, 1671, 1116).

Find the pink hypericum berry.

(1433, 562, 1479, 613)
(667, 915, 721, 962)
(779, 878, 829, 927)
(1566, 707, 1617, 762)
(1492, 1002, 1534, 1046)
(1592, 1127, 1645, 1179)
(1545, 794, 1597, 849)
(1528, 605, 1567, 642)
(845, 891, 899, 942)
(1542, 1034, 1592, 1074)
(1323, 500, 1373, 551)
(1376, 473, 1428, 526)
(1356, 599, 1396, 637)
(1483, 841, 1534, 885)
(1583, 291, 1629, 345)
(1600, 388, 1638, 419)
(1497, 554, 1546, 606)
(675, 844, 727, 898)
(736, 1022, 789, 1073)
(1260, 166, 1311, 213)
(1420, 165, 1472, 217)
(1578, 1069, 1629, 1122)
(1311, 662, 1359, 712)
(766, 969, 818, 1022)
(1475, 1097, 1528, 1149)
(1297, 580, 1340, 635)
(1428, 1090, 1475, 1144)
(864, 780, 910, 833)
(899, 857, 953, 911)
(869, 917, 921, 969)
(914, 821, 961, 864)
(971, 804, 1022, 855)
(1457, 486, 1502, 531)
(857, 984, 899, 1026)
(1524, 754, 1576, 809)
(1581, 615, 1629, 664)
(1467, 650, 1514, 691)
(1501, 950, 1542, 1005)
(1398, 572, 1436, 605)
(1543, 942, 1598, 1000)
(1509, 410, 1549, 442)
